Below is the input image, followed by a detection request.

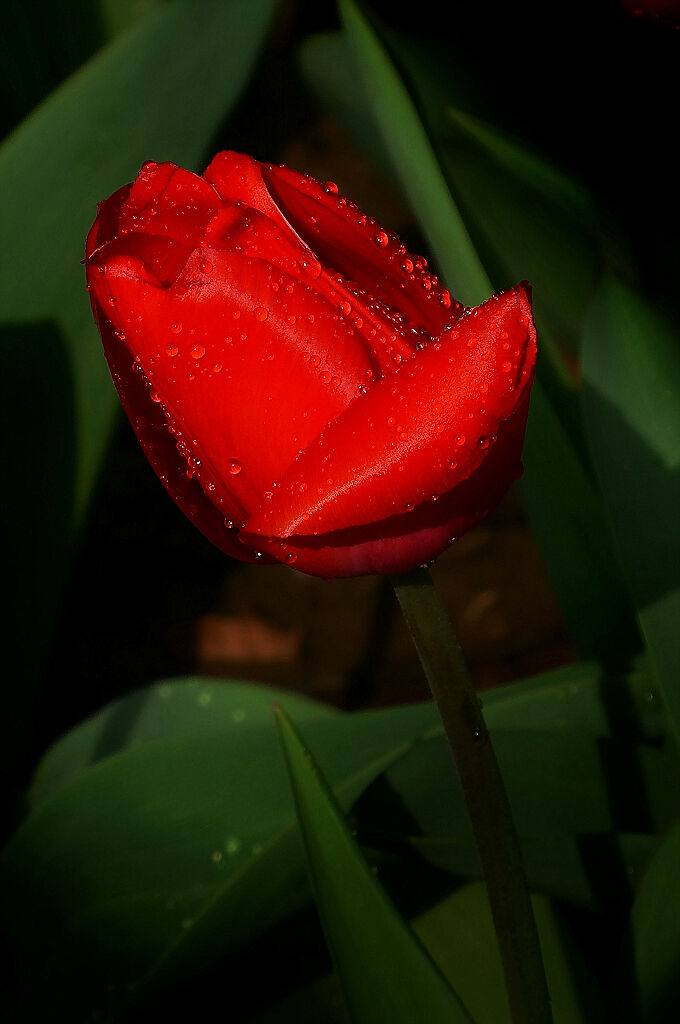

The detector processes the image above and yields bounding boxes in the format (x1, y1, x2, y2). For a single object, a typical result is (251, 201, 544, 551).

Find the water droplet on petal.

(285, 552, 298, 564)
(456, 434, 466, 446)
(229, 459, 242, 475)
(323, 180, 339, 194)
(200, 260, 213, 274)
(501, 361, 512, 373)
(170, 322, 183, 334)
(372, 230, 389, 248)
(165, 342, 179, 357)
(190, 343, 206, 360)
(255, 307, 268, 322)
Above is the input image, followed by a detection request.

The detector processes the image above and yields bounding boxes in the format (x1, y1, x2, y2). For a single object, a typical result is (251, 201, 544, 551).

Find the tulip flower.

(86, 152, 536, 577)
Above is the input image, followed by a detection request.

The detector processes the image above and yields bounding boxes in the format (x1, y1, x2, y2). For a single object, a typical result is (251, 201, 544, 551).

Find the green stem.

(391, 567, 552, 1024)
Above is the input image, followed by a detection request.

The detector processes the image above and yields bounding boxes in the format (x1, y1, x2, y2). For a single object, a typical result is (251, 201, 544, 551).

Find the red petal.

(88, 245, 377, 517)
(204, 152, 463, 340)
(250, 396, 530, 577)
(118, 161, 220, 244)
(245, 285, 536, 539)
(89, 299, 271, 565)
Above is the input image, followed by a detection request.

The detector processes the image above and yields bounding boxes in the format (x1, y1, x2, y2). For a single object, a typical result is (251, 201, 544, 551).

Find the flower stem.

(391, 566, 552, 1024)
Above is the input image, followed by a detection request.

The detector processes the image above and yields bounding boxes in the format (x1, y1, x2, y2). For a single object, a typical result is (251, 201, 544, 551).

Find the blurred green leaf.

(6, 662, 669, 1020)
(583, 277, 680, 743)
(0, 0, 278, 765)
(2, 683, 437, 1022)
(276, 706, 473, 1024)
(414, 883, 597, 1023)
(30, 677, 336, 806)
(521, 381, 642, 662)
(304, 10, 639, 665)
(610, 823, 680, 1022)
(357, 717, 679, 911)
(337, 0, 489, 306)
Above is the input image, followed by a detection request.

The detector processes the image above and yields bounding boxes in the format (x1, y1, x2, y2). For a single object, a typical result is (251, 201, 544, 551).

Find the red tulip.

(86, 152, 536, 578)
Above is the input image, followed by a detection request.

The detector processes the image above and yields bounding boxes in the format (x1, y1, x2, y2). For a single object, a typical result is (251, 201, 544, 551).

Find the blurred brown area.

(195, 489, 575, 710)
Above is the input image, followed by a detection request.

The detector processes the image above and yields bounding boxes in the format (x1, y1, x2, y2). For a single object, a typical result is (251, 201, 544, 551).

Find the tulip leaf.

(413, 883, 598, 1023)
(303, 12, 639, 665)
(5, 662, 670, 1020)
(0, 0, 277, 770)
(275, 706, 474, 1024)
(609, 823, 680, 1021)
(582, 277, 680, 744)
(520, 380, 642, 662)
(2, 685, 439, 1022)
(337, 0, 490, 307)
(29, 677, 338, 807)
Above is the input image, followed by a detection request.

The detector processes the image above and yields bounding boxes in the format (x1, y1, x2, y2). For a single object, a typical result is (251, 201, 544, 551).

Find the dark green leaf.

(583, 277, 680, 742)
(414, 883, 597, 1023)
(2, 686, 437, 1022)
(276, 707, 473, 1023)
(609, 823, 680, 1022)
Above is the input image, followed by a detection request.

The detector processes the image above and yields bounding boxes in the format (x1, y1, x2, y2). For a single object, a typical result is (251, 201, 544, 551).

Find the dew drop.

(372, 230, 389, 248)
(285, 552, 298, 564)
(229, 459, 242, 475)
(479, 381, 489, 393)
(285, 314, 296, 325)
(323, 180, 339, 194)
(478, 436, 490, 450)
(255, 307, 269, 322)
(401, 257, 414, 273)
(170, 321, 183, 334)
(190, 343, 206, 360)
(338, 300, 351, 316)
(213, 362, 222, 373)
(141, 160, 158, 172)
(149, 389, 161, 404)
(200, 259, 213, 274)
(501, 361, 512, 373)
(320, 370, 332, 385)
(456, 434, 466, 446)
(165, 342, 179, 357)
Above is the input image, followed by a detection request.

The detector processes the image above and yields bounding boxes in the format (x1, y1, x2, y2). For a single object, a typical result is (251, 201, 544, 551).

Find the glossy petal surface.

(86, 152, 537, 577)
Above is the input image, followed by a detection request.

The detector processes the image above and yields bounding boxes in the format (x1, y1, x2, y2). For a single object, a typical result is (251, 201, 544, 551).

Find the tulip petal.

(88, 243, 378, 515)
(90, 302, 271, 565)
(244, 285, 535, 539)
(205, 152, 463, 339)
(253, 397, 530, 577)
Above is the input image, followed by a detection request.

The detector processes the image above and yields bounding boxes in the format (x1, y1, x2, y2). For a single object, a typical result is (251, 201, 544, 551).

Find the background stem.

(391, 566, 553, 1024)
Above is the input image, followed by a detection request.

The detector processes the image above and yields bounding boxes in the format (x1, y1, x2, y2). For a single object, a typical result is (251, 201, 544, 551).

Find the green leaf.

(521, 381, 642, 662)
(357, 720, 679, 910)
(337, 0, 490, 306)
(414, 883, 598, 1023)
(30, 677, 336, 805)
(0, 0, 278, 763)
(582, 277, 680, 742)
(276, 706, 473, 1024)
(610, 823, 680, 1021)
(2, 684, 438, 1022)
